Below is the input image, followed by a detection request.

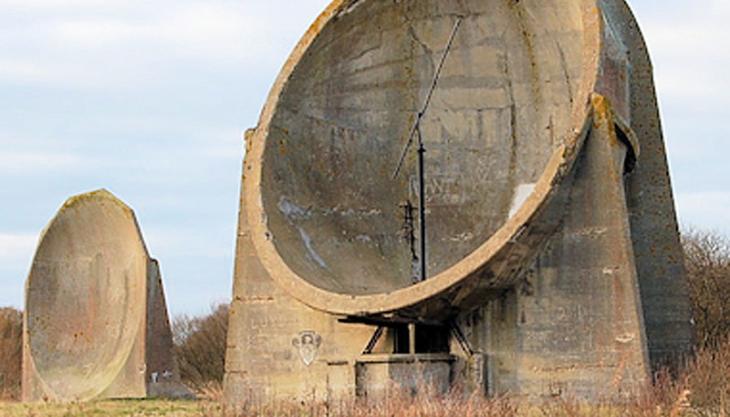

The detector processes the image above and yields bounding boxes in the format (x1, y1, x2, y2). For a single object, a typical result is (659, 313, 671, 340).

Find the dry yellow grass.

(0, 394, 715, 417)
(0, 400, 203, 417)
(1, 339, 728, 417)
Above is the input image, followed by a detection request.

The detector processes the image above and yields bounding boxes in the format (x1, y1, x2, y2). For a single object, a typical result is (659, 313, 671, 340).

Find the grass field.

(0, 395, 714, 417)
(0, 400, 210, 417)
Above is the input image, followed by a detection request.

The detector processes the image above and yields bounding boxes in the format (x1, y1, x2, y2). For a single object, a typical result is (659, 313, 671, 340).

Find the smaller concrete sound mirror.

(23, 190, 189, 402)
(225, 0, 694, 402)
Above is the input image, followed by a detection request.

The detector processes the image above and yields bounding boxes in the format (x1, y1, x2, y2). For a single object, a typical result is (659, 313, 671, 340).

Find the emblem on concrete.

(292, 331, 322, 366)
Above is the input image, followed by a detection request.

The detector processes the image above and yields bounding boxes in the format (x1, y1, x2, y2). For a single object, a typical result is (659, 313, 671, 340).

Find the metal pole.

(417, 123, 427, 282)
(391, 16, 463, 283)
(392, 17, 463, 179)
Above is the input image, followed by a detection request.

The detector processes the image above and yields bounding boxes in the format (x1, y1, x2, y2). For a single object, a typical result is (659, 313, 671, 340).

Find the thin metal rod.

(392, 17, 463, 179)
(417, 126, 427, 282)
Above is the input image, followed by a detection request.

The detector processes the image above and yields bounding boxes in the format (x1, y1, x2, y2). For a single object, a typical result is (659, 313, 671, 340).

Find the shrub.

(681, 229, 730, 348)
(0, 308, 22, 401)
(173, 304, 229, 395)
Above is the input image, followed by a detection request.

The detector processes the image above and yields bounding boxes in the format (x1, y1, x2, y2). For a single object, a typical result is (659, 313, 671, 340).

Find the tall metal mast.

(393, 17, 463, 282)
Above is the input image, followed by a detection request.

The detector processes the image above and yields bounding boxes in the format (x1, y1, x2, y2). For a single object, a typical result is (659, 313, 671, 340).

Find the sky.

(0, 0, 728, 316)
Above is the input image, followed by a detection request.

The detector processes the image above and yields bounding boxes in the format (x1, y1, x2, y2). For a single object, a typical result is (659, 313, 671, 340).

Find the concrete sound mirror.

(23, 190, 189, 402)
(225, 0, 694, 402)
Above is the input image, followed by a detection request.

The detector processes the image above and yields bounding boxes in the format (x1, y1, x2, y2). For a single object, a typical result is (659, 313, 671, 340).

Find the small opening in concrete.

(393, 325, 410, 354)
(615, 124, 637, 173)
(416, 325, 450, 353)
(393, 324, 450, 354)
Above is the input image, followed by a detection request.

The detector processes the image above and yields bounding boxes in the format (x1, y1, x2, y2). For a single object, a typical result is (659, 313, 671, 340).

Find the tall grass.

(193, 339, 730, 417)
(198, 370, 723, 417)
(683, 337, 730, 413)
(201, 393, 520, 417)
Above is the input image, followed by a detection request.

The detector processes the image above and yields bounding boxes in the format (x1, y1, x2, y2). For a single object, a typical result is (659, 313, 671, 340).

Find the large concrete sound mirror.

(23, 190, 189, 402)
(225, 0, 694, 402)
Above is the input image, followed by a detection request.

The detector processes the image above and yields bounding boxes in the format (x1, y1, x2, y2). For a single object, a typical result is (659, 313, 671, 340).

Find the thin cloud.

(0, 0, 117, 9)
(640, 0, 730, 103)
(0, 233, 37, 263)
(144, 228, 233, 259)
(0, 232, 63, 309)
(0, 151, 86, 174)
(0, 1, 327, 90)
(0, 60, 56, 85)
(677, 191, 730, 235)
(50, 4, 264, 57)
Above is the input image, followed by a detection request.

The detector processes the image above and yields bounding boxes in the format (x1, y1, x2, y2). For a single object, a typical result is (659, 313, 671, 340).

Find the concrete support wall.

(601, 0, 694, 370)
(145, 260, 188, 398)
(225, 166, 378, 402)
(457, 98, 650, 400)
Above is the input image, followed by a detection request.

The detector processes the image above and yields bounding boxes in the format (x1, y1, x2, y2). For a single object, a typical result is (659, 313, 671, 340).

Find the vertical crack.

(556, 42, 575, 106)
(501, 49, 520, 224)
(407, 22, 436, 77)
(501, 52, 519, 191)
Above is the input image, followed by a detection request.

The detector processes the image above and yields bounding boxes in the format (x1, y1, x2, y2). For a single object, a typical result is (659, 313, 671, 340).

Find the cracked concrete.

(225, 0, 693, 403)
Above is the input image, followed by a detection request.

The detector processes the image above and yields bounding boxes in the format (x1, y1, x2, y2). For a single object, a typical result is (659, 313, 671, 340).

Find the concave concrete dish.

(245, 0, 601, 319)
(23, 190, 188, 402)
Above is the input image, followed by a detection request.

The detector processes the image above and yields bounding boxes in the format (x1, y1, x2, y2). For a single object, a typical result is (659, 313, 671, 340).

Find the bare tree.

(172, 304, 229, 394)
(682, 229, 730, 348)
(0, 308, 22, 401)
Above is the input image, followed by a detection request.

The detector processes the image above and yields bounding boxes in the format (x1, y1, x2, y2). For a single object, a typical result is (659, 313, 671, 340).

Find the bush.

(0, 308, 22, 401)
(681, 229, 730, 348)
(173, 304, 229, 395)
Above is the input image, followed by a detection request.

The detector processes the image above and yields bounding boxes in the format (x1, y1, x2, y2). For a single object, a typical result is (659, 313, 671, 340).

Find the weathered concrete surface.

(225, 0, 693, 403)
(22, 190, 189, 402)
(458, 96, 650, 399)
(601, 1, 695, 370)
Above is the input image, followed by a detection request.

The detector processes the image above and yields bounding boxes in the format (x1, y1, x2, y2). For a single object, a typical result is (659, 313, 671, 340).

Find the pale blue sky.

(0, 0, 728, 316)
